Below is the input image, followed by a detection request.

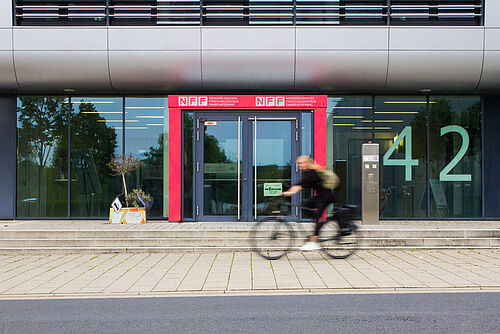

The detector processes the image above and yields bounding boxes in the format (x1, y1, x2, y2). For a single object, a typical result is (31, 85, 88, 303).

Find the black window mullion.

(122, 96, 125, 156)
(67, 95, 72, 218)
(426, 94, 430, 218)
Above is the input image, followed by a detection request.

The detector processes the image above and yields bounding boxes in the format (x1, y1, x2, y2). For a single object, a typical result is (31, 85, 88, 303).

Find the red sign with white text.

(169, 95, 327, 109)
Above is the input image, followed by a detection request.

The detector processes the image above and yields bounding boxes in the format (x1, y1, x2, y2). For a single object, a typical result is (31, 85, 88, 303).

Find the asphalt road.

(0, 292, 498, 333)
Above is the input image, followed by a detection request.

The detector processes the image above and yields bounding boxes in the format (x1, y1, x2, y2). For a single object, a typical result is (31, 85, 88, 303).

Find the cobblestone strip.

(348, 251, 401, 288)
(53, 254, 122, 294)
(302, 252, 351, 288)
(203, 252, 233, 291)
(153, 253, 201, 291)
(227, 252, 252, 291)
(8, 254, 90, 294)
(78, 254, 139, 293)
(323, 254, 377, 288)
(286, 252, 325, 289)
(0, 255, 77, 293)
(423, 250, 499, 287)
(128, 253, 183, 293)
(384, 250, 451, 288)
(178, 253, 217, 291)
(251, 254, 277, 290)
(269, 253, 301, 289)
(103, 254, 157, 293)
(29, 254, 115, 294)
(366, 250, 427, 288)
(402, 250, 476, 288)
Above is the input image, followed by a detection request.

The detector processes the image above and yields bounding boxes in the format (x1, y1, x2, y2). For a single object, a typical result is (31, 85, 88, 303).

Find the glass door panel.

(252, 119, 295, 218)
(202, 119, 242, 217)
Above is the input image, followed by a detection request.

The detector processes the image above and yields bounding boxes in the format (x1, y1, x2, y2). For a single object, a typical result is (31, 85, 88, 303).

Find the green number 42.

(383, 125, 471, 182)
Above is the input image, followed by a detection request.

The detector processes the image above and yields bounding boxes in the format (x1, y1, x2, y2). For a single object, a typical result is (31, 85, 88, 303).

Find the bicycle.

(250, 199, 359, 260)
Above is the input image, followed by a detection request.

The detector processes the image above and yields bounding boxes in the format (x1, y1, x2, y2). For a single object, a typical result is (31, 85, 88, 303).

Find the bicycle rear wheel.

(250, 217, 294, 260)
(319, 219, 358, 259)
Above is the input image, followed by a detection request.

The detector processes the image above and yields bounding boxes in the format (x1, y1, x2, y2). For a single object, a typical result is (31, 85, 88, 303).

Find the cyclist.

(283, 155, 341, 251)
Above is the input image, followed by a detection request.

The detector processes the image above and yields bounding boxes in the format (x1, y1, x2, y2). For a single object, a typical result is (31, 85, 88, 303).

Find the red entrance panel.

(168, 95, 328, 222)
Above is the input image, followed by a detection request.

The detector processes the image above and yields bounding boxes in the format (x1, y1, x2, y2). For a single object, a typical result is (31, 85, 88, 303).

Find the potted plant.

(107, 153, 152, 224)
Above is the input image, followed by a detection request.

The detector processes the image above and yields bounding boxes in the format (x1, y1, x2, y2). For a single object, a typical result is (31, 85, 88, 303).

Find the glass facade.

(16, 94, 484, 220)
(17, 96, 169, 218)
(327, 95, 482, 219)
(16, 97, 69, 217)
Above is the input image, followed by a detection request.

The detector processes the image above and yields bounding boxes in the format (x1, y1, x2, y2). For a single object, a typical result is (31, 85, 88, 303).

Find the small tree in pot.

(108, 153, 150, 224)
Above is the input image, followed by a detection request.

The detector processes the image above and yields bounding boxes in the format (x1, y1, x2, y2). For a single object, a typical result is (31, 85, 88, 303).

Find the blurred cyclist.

(283, 156, 339, 251)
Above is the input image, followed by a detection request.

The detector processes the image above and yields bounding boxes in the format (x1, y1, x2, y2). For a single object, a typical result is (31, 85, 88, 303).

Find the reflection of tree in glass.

(17, 96, 68, 214)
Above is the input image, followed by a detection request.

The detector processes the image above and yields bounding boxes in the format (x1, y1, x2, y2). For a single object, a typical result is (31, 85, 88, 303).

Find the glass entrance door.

(194, 113, 301, 221)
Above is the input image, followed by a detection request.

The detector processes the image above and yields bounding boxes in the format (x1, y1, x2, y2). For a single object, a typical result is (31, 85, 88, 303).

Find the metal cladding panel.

(109, 28, 201, 90)
(386, 28, 484, 91)
(479, 28, 500, 90)
(0, 0, 12, 28)
(295, 27, 388, 91)
(203, 27, 294, 50)
(0, 29, 18, 90)
(202, 50, 294, 91)
(295, 51, 388, 91)
(13, 28, 111, 91)
(485, 0, 500, 27)
(296, 27, 388, 50)
(109, 51, 202, 91)
(109, 27, 201, 50)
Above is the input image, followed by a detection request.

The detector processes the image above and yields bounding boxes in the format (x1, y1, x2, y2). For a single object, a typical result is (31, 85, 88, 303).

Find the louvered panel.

(15, 0, 107, 25)
(13, 0, 484, 26)
(109, 0, 201, 25)
(390, 1, 482, 26)
(296, 0, 387, 25)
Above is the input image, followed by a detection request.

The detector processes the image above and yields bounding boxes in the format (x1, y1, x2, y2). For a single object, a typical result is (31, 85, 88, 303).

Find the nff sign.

(178, 96, 208, 107)
(256, 96, 285, 107)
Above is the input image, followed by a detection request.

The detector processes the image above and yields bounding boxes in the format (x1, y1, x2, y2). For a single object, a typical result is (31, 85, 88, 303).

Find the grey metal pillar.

(361, 143, 379, 225)
(0, 97, 17, 219)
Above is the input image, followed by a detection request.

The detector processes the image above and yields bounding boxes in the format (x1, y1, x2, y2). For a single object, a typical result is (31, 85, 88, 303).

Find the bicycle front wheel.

(250, 217, 294, 260)
(319, 219, 358, 259)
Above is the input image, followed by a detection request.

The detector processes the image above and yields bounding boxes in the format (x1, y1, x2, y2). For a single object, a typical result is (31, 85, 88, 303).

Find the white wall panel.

(0, 28, 18, 90)
(295, 51, 387, 91)
(203, 27, 294, 50)
(485, 0, 500, 27)
(109, 28, 201, 90)
(296, 27, 388, 50)
(202, 51, 294, 90)
(13, 28, 110, 91)
(0, 0, 12, 28)
(387, 27, 484, 91)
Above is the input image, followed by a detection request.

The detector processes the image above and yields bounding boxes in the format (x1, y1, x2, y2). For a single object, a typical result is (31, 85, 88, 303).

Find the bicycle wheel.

(250, 217, 294, 260)
(319, 219, 358, 259)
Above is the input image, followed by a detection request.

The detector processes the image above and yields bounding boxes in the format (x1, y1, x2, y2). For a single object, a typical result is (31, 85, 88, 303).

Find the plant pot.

(109, 207, 146, 224)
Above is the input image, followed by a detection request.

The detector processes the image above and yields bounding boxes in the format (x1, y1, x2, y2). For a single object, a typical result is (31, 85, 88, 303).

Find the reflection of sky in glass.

(72, 97, 123, 154)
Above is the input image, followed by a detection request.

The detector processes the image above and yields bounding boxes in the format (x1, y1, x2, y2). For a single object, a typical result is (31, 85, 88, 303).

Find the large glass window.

(125, 97, 169, 218)
(375, 97, 428, 218)
(327, 97, 372, 209)
(69, 97, 122, 217)
(429, 97, 482, 217)
(16, 97, 69, 217)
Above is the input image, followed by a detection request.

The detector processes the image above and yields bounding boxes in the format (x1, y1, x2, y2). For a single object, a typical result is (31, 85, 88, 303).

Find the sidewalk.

(0, 249, 498, 299)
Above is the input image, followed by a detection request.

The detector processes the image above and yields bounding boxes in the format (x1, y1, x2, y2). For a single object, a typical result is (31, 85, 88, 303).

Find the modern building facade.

(0, 0, 498, 221)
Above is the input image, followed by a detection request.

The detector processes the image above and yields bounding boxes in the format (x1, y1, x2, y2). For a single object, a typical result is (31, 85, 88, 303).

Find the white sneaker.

(300, 241, 321, 251)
